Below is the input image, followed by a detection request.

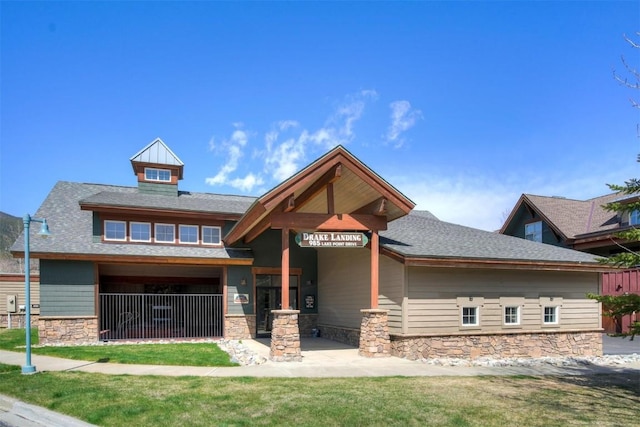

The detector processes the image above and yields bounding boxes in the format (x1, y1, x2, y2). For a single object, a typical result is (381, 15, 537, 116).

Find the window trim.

(461, 306, 479, 327)
(129, 221, 151, 242)
(503, 306, 520, 326)
(202, 225, 222, 246)
(144, 167, 171, 182)
(154, 223, 176, 243)
(179, 224, 199, 245)
(104, 220, 127, 241)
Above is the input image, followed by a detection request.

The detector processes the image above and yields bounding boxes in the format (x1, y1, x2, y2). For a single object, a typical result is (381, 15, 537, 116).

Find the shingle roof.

(523, 193, 620, 238)
(12, 183, 599, 267)
(80, 190, 254, 215)
(10, 181, 255, 260)
(381, 210, 599, 264)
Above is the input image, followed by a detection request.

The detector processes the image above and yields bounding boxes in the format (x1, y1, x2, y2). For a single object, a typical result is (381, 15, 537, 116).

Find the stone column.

(359, 309, 391, 357)
(270, 309, 302, 362)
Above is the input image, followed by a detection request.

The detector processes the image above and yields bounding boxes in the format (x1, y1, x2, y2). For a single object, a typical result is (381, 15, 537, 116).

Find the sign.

(305, 295, 315, 309)
(233, 294, 249, 304)
(295, 232, 368, 248)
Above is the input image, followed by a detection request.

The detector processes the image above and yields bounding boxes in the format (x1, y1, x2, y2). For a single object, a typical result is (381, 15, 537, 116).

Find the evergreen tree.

(588, 33, 640, 339)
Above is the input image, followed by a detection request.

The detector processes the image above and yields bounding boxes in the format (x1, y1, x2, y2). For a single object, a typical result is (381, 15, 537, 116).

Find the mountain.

(0, 212, 23, 272)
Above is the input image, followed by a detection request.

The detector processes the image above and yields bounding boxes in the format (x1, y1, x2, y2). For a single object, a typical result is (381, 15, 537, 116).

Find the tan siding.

(406, 268, 600, 334)
(318, 248, 404, 331)
(318, 248, 369, 329)
(0, 276, 41, 315)
(378, 255, 404, 332)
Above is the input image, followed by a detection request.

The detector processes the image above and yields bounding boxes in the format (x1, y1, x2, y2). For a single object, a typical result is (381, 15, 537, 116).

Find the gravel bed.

(420, 353, 640, 368)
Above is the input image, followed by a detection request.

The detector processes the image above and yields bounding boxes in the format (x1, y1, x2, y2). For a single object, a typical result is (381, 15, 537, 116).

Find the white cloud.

(205, 124, 263, 191)
(386, 100, 422, 147)
(229, 173, 264, 192)
(265, 136, 306, 181)
(397, 174, 518, 231)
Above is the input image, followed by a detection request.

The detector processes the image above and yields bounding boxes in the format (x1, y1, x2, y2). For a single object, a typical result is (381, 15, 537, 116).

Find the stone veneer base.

(270, 310, 302, 362)
(390, 331, 604, 360)
(39, 316, 98, 345)
(316, 324, 360, 347)
(0, 314, 39, 329)
(359, 309, 391, 357)
(224, 314, 256, 340)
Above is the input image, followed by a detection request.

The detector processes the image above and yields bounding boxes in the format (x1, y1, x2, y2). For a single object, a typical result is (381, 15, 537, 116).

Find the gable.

(224, 145, 415, 245)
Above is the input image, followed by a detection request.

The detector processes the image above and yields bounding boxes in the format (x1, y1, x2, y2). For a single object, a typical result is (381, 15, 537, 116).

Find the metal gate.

(99, 293, 223, 340)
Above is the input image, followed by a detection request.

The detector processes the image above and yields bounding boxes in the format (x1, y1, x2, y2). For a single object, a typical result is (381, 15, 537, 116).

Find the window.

(202, 226, 222, 245)
(155, 223, 175, 243)
(104, 220, 126, 241)
(631, 209, 640, 226)
(504, 306, 520, 325)
(145, 167, 171, 182)
(543, 306, 558, 324)
(179, 224, 198, 244)
(525, 221, 542, 242)
(130, 222, 151, 242)
(462, 307, 478, 326)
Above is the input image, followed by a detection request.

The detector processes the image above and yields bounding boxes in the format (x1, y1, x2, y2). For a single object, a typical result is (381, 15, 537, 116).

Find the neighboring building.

(10, 139, 604, 361)
(500, 193, 639, 257)
(0, 274, 40, 329)
(501, 193, 640, 334)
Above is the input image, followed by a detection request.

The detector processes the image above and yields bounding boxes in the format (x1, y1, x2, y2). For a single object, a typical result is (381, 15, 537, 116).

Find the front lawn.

(0, 328, 236, 367)
(0, 364, 637, 426)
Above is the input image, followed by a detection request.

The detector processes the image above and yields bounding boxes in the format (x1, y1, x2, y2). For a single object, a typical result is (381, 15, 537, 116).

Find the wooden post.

(282, 227, 290, 309)
(370, 230, 379, 309)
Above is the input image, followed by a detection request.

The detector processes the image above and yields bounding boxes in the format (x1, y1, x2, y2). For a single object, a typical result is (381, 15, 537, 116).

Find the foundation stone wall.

(317, 324, 360, 346)
(391, 331, 603, 360)
(225, 314, 256, 340)
(39, 317, 98, 345)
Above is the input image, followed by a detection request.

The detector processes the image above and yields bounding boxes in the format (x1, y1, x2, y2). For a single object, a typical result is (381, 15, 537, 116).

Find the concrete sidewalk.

(1, 337, 639, 378)
(0, 337, 638, 427)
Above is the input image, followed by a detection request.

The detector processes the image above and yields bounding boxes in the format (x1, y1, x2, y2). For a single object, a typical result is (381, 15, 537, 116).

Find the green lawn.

(0, 363, 638, 427)
(0, 328, 237, 367)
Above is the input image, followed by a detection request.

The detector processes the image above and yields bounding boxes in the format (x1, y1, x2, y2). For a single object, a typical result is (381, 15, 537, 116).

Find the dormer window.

(630, 209, 640, 226)
(145, 167, 171, 182)
(525, 221, 542, 242)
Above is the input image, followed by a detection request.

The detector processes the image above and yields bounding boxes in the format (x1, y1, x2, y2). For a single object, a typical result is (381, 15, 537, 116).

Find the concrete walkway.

(0, 337, 638, 426)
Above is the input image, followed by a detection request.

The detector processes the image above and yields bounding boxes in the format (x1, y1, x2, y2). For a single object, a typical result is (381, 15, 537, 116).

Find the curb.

(0, 394, 97, 427)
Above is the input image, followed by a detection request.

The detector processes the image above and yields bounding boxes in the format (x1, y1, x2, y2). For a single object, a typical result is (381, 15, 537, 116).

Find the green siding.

(40, 260, 95, 316)
(503, 206, 567, 248)
(138, 181, 178, 196)
(227, 265, 254, 315)
(246, 229, 318, 314)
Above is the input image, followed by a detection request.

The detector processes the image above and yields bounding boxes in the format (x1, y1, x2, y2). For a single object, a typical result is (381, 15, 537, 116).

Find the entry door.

(256, 274, 298, 337)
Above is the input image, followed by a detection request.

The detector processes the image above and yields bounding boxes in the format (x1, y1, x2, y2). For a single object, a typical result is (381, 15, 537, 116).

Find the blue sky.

(1, 1, 639, 231)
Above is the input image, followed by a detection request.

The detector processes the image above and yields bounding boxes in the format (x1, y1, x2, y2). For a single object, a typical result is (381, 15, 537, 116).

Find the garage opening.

(98, 264, 223, 341)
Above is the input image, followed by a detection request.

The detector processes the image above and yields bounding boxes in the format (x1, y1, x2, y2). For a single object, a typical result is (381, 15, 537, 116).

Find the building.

(10, 139, 604, 360)
(499, 193, 639, 256)
(501, 193, 640, 333)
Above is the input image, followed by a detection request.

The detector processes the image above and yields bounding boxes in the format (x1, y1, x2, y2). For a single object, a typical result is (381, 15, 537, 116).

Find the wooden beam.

(224, 203, 267, 246)
(327, 183, 335, 215)
(354, 197, 387, 216)
(284, 194, 296, 212)
(244, 214, 273, 244)
(290, 164, 342, 211)
(370, 230, 379, 309)
(281, 227, 290, 309)
(271, 212, 387, 231)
